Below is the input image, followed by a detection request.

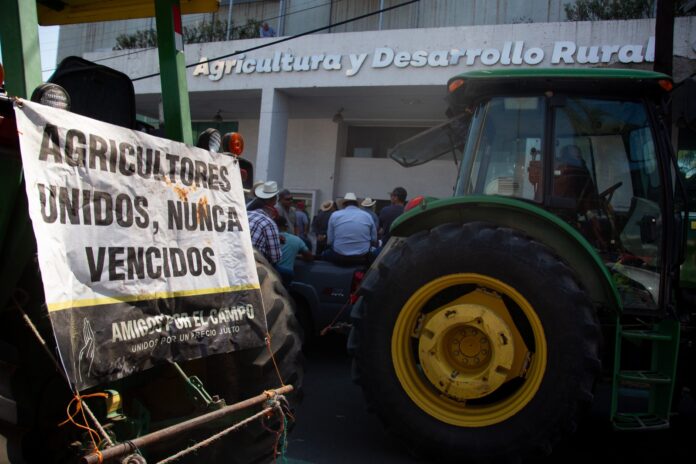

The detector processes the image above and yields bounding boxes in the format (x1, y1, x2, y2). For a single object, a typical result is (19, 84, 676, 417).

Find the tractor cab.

(390, 69, 682, 314)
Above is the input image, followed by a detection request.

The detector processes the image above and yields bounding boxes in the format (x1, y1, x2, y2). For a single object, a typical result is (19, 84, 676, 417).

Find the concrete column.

(255, 87, 289, 184)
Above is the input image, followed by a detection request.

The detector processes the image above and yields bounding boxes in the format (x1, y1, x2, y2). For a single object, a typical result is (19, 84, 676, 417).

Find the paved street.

(285, 334, 418, 464)
(285, 334, 696, 464)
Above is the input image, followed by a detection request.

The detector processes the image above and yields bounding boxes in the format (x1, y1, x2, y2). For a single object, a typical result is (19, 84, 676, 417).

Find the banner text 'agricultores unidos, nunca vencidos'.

(15, 100, 264, 390)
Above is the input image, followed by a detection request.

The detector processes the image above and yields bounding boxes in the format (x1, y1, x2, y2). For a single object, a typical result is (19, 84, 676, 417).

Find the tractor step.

(617, 370, 672, 384)
(612, 413, 670, 431)
(621, 329, 673, 342)
(610, 319, 680, 432)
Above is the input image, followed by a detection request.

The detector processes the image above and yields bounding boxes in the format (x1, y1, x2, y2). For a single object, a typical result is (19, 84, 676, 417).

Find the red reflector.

(240, 169, 248, 182)
(350, 270, 365, 304)
(658, 79, 673, 92)
(404, 195, 425, 212)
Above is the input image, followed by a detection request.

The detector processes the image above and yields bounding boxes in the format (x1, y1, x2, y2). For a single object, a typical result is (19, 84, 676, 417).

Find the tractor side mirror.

(639, 215, 658, 244)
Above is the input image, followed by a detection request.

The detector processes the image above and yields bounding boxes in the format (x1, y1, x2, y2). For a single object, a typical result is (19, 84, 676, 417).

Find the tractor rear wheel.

(355, 222, 600, 462)
(222, 251, 304, 464)
(178, 251, 304, 464)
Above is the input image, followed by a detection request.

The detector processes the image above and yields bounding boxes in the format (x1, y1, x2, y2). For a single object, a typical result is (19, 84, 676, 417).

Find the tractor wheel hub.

(418, 304, 514, 401)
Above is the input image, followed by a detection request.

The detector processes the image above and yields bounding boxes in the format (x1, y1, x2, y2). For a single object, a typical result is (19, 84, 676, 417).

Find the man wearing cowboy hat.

(312, 200, 335, 254)
(360, 197, 379, 230)
(247, 181, 282, 264)
(323, 193, 377, 265)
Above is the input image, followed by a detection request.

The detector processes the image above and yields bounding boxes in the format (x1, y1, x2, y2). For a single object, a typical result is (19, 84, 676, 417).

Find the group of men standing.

(247, 180, 408, 282)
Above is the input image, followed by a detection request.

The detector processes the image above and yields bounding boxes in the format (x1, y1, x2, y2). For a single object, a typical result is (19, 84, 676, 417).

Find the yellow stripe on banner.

(46, 284, 261, 312)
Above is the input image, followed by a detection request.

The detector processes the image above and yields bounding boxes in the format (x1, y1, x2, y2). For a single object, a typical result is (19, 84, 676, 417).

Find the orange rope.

(265, 335, 286, 387)
(319, 297, 352, 336)
(58, 392, 109, 463)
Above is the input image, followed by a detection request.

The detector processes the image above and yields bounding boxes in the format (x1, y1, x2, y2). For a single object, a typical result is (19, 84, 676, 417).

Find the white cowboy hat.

(254, 180, 279, 199)
(343, 192, 357, 201)
(361, 197, 376, 208)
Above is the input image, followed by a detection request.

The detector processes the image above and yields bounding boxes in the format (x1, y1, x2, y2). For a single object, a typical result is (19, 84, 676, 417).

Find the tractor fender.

(389, 195, 622, 314)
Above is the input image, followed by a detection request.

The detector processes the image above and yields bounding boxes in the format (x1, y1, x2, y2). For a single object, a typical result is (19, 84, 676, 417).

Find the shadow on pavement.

(286, 334, 696, 464)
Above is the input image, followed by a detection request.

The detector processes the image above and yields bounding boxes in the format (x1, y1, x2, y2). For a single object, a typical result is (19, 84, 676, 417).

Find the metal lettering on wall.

(193, 38, 656, 81)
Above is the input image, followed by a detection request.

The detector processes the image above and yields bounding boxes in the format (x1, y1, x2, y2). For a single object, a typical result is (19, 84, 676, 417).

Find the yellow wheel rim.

(391, 273, 547, 427)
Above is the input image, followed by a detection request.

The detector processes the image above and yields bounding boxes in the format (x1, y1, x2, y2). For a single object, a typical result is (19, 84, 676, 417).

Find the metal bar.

(169, 361, 214, 406)
(226, 0, 234, 41)
(0, 1, 41, 304)
(14, 298, 113, 447)
(0, 0, 42, 98)
(154, 0, 193, 144)
(378, 0, 385, 30)
(82, 385, 294, 464)
(278, 0, 286, 36)
(654, 0, 674, 77)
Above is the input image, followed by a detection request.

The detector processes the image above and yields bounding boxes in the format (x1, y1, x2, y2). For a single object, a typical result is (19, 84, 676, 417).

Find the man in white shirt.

(323, 192, 377, 265)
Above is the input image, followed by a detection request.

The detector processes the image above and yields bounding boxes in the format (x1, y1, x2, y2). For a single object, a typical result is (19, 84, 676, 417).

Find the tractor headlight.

(196, 128, 222, 152)
(30, 83, 70, 111)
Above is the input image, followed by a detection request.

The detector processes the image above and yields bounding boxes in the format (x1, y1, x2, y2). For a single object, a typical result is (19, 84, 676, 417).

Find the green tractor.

(350, 68, 696, 461)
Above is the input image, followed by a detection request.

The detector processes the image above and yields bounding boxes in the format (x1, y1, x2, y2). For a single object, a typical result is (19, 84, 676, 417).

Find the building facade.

(56, 1, 696, 214)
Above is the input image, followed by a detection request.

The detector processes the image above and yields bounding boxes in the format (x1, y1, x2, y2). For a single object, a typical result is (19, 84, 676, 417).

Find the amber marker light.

(223, 132, 244, 157)
(448, 79, 465, 93)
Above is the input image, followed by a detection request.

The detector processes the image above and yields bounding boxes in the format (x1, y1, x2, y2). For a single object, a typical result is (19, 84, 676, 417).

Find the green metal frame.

(0, 1, 43, 311)
(680, 214, 696, 288)
(391, 195, 623, 313)
(0, 0, 43, 99)
(155, 0, 193, 145)
(611, 318, 681, 430)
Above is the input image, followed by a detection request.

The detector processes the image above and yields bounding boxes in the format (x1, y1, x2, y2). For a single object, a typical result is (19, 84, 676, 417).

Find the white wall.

(87, 18, 696, 95)
(284, 119, 339, 207)
(237, 118, 259, 165)
(335, 158, 457, 202)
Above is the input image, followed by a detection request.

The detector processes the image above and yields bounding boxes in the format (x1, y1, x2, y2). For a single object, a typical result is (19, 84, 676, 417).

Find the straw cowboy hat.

(320, 201, 334, 212)
(254, 180, 280, 199)
(361, 197, 376, 208)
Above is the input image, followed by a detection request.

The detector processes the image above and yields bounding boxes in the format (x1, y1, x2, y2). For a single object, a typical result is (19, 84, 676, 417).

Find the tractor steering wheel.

(599, 181, 623, 204)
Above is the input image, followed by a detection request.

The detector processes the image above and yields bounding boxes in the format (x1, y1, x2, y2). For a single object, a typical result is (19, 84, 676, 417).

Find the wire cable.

(42, 0, 351, 72)
(131, 0, 420, 82)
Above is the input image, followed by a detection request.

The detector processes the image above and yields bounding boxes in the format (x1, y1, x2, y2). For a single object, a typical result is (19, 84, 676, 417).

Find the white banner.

(15, 100, 264, 390)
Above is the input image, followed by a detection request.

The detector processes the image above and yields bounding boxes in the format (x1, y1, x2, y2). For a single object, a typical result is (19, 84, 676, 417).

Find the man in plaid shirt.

(247, 181, 282, 264)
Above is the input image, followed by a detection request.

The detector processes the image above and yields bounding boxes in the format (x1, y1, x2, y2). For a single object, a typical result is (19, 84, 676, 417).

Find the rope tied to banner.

(265, 334, 286, 387)
(261, 392, 294, 463)
(12, 292, 114, 462)
(58, 392, 111, 463)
